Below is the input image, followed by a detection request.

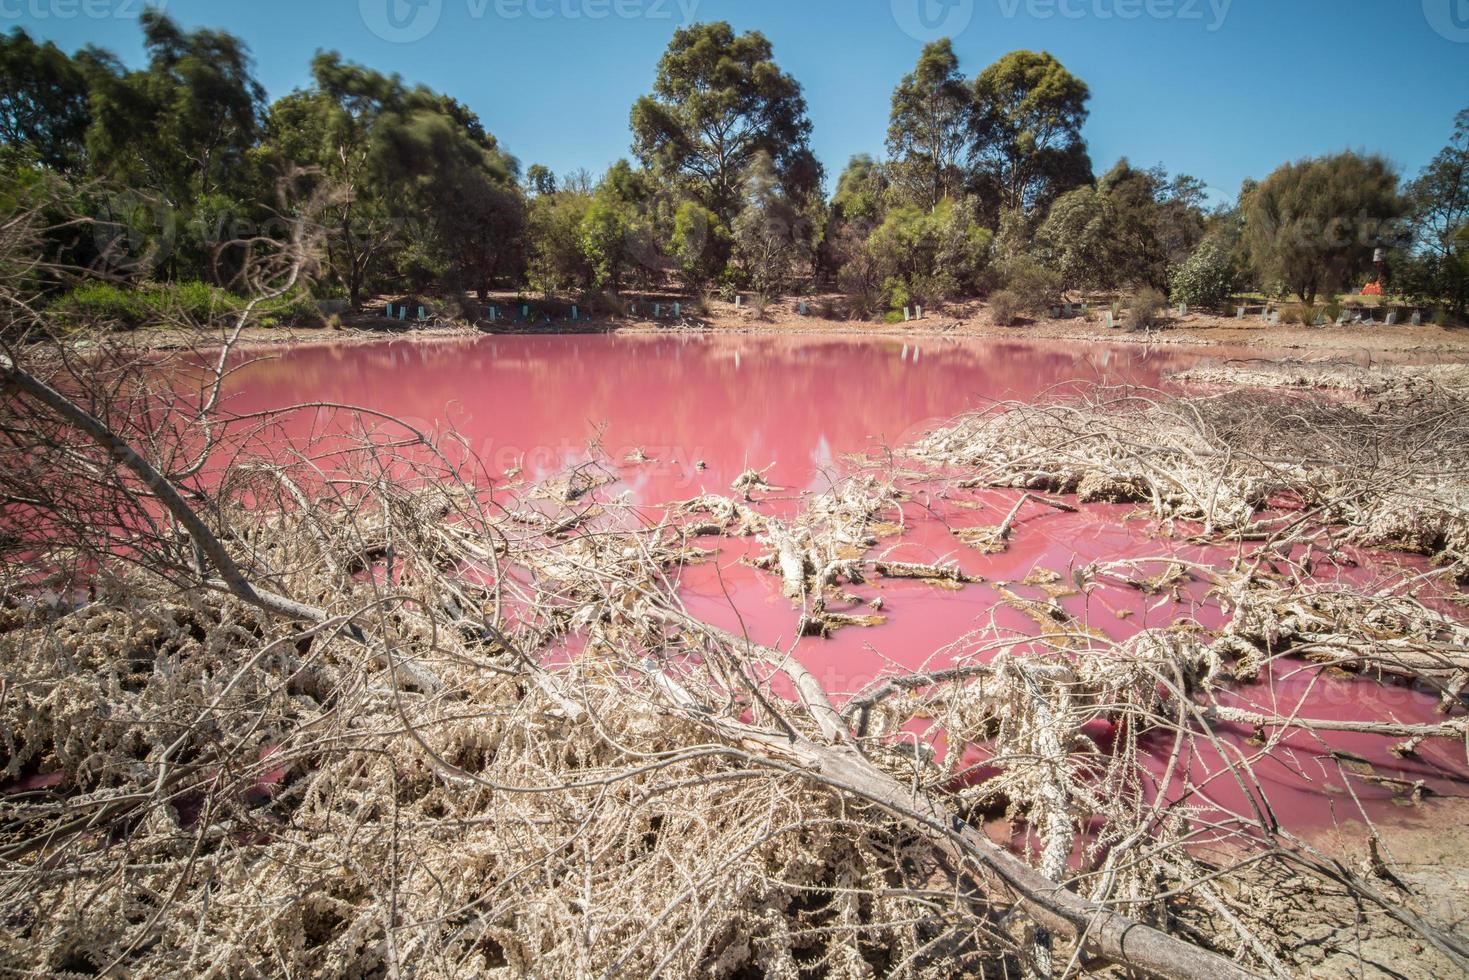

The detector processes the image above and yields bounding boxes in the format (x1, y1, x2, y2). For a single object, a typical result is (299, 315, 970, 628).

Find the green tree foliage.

(830, 155, 887, 227)
(527, 189, 592, 295)
(1170, 237, 1236, 308)
(1034, 160, 1205, 292)
(384, 97, 523, 301)
(264, 53, 523, 307)
(526, 164, 557, 197)
(1244, 152, 1404, 304)
(1033, 185, 1114, 292)
(578, 196, 631, 289)
(0, 29, 92, 173)
(631, 23, 821, 224)
(887, 39, 970, 209)
(87, 12, 263, 205)
(671, 201, 729, 290)
(970, 51, 1092, 217)
(867, 198, 991, 307)
(1405, 107, 1469, 314)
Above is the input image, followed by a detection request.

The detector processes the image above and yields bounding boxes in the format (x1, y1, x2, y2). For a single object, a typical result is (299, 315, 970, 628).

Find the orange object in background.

(1362, 282, 1383, 296)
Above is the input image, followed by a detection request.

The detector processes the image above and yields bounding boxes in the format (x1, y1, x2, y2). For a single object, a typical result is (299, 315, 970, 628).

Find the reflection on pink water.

(218, 333, 1469, 831)
(220, 333, 1195, 501)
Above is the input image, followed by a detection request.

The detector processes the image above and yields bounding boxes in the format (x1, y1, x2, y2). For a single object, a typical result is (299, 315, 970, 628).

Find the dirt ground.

(1292, 797, 1469, 977)
(127, 295, 1469, 358)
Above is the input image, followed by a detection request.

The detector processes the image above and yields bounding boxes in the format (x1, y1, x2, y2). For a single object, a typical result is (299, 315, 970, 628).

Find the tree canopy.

(887, 39, 971, 209)
(1244, 152, 1403, 304)
(630, 22, 820, 224)
(970, 50, 1092, 218)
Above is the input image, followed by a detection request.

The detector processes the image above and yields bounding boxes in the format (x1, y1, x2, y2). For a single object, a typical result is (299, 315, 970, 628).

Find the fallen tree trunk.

(650, 609, 1257, 979)
(656, 680, 1258, 979)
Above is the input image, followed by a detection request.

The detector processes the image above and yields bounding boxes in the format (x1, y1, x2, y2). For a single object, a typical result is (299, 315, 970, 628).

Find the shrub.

(1125, 288, 1168, 331)
(160, 280, 243, 321)
(1170, 238, 1235, 309)
(884, 276, 911, 312)
(995, 257, 1062, 312)
(989, 290, 1023, 326)
(260, 289, 325, 326)
(881, 309, 906, 325)
(56, 282, 149, 328)
(56, 280, 322, 330)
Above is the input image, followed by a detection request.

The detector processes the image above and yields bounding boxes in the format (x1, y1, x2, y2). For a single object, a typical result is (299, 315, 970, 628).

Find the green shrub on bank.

(54, 281, 322, 330)
(1170, 238, 1235, 309)
(56, 282, 150, 328)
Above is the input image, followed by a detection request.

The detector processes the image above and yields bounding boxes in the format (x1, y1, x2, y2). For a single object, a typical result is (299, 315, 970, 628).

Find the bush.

(994, 257, 1062, 312)
(260, 289, 325, 326)
(55, 282, 149, 328)
(160, 280, 244, 321)
(1125, 288, 1168, 331)
(54, 280, 324, 330)
(989, 290, 1023, 326)
(1283, 304, 1330, 326)
(1170, 238, 1235, 309)
(884, 276, 911, 312)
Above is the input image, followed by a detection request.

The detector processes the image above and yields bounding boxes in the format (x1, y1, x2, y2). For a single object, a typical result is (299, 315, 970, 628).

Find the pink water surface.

(214, 332, 1469, 832)
(218, 333, 1194, 501)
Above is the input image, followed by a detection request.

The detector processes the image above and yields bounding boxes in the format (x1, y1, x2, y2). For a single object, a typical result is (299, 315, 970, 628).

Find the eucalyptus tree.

(0, 29, 93, 174)
(631, 22, 821, 225)
(1405, 107, 1469, 314)
(887, 39, 971, 210)
(86, 12, 263, 206)
(969, 50, 1092, 218)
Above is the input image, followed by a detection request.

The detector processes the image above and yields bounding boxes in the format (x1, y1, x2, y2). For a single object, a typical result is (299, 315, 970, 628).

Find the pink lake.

(215, 332, 1469, 832)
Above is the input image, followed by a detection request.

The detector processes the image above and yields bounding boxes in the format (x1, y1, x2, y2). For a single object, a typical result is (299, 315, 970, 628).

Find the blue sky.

(9, 0, 1469, 203)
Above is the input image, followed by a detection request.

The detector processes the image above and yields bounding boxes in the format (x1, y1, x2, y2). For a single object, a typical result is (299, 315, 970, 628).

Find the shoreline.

(123, 308, 1469, 359)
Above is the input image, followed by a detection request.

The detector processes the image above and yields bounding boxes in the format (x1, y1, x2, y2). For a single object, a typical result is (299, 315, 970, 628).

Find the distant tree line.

(2, 16, 1466, 321)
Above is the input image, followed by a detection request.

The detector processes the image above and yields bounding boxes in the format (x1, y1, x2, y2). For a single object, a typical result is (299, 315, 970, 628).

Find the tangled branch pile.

(4, 335, 1469, 978)
(913, 384, 1469, 580)
(1169, 360, 1469, 397)
(3, 188, 1468, 977)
